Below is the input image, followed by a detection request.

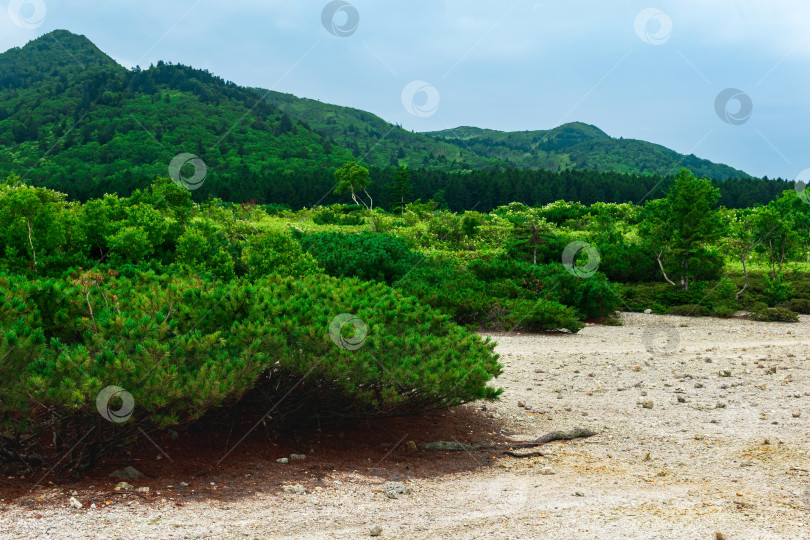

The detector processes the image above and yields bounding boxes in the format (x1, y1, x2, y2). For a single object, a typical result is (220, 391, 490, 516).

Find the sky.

(1, 0, 809, 179)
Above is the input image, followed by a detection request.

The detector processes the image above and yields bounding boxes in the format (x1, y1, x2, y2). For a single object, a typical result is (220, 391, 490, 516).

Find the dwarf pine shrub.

(0, 268, 501, 471)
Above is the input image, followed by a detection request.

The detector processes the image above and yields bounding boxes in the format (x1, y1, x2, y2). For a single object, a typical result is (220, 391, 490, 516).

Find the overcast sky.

(2, 0, 809, 179)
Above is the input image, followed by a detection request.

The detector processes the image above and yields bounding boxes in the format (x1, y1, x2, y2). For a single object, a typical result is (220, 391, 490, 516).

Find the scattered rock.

(715, 533, 726, 540)
(719, 370, 732, 378)
(370, 525, 383, 537)
(136, 487, 149, 493)
(276, 458, 289, 464)
(282, 484, 306, 495)
(643, 452, 652, 462)
(405, 440, 418, 452)
(677, 396, 687, 403)
(517, 401, 526, 408)
(640, 399, 654, 409)
(793, 411, 801, 418)
(644, 309, 652, 314)
(383, 481, 411, 499)
(114, 482, 133, 491)
(109, 466, 145, 482)
(69, 497, 82, 509)
(290, 454, 306, 461)
(574, 491, 585, 497)
(694, 382, 704, 389)
(539, 467, 555, 475)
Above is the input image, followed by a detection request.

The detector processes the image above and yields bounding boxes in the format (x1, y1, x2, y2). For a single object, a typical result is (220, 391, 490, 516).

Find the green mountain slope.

(0, 30, 356, 202)
(425, 123, 749, 179)
(0, 30, 749, 206)
(262, 91, 496, 170)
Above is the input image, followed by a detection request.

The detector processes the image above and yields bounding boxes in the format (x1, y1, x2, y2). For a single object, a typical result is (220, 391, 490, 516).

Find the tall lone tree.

(639, 169, 723, 291)
(334, 161, 373, 210)
(390, 166, 412, 215)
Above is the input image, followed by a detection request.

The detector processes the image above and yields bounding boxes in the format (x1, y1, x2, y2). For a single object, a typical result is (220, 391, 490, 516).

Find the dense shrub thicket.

(2, 167, 809, 472)
(0, 269, 501, 469)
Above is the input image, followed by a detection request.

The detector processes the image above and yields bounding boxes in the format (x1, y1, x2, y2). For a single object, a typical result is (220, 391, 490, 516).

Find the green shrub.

(296, 231, 422, 284)
(397, 260, 584, 332)
(242, 230, 319, 278)
(667, 304, 709, 317)
(0, 269, 502, 471)
(710, 304, 738, 318)
(778, 298, 810, 314)
(312, 205, 366, 226)
(468, 259, 619, 319)
(750, 307, 799, 322)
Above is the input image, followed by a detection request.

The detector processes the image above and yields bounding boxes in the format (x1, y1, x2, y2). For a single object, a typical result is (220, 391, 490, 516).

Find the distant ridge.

(0, 30, 749, 205)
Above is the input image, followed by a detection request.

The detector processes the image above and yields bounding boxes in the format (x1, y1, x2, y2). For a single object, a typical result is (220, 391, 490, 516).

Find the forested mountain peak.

(426, 121, 748, 179)
(0, 30, 121, 90)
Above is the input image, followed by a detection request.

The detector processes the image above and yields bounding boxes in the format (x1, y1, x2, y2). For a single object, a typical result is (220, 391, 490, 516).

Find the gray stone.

(640, 399, 654, 409)
(383, 481, 411, 499)
(109, 466, 145, 482)
(370, 525, 383, 536)
(114, 482, 133, 491)
(69, 496, 82, 509)
(290, 454, 306, 461)
(282, 484, 306, 495)
(276, 457, 289, 464)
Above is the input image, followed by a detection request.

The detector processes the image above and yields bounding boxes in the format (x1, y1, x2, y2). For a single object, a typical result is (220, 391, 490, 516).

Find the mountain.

(0, 30, 749, 206)
(424, 123, 749, 179)
(0, 30, 358, 203)
(262, 91, 495, 170)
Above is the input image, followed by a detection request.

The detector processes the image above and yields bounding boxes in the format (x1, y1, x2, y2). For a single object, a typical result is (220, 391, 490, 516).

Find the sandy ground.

(2, 313, 810, 539)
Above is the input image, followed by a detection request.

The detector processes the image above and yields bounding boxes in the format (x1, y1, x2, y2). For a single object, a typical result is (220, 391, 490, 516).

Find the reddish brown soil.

(1, 404, 507, 508)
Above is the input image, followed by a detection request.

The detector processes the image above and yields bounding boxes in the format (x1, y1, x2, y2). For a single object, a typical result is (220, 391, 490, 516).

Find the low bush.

(667, 304, 709, 317)
(0, 268, 501, 471)
(312, 205, 366, 226)
(778, 298, 810, 314)
(467, 259, 619, 320)
(750, 307, 799, 322)
(397, 261, 584, 332)
(295, 231, 422, 284)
